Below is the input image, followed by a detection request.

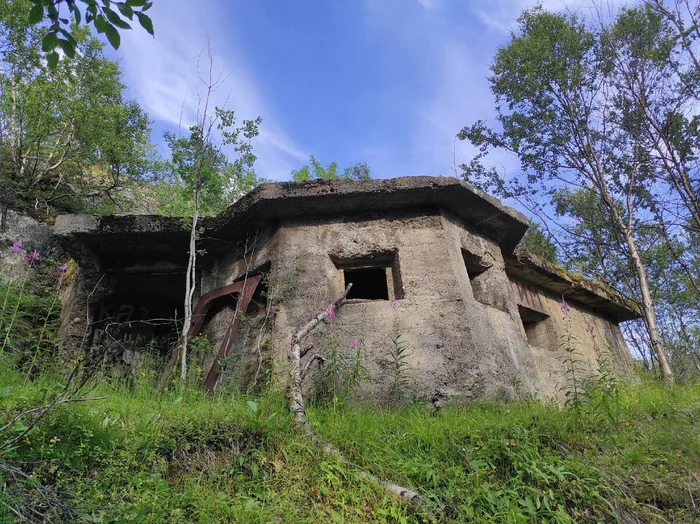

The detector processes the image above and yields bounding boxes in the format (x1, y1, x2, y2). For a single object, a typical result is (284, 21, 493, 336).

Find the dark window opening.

(332, 251, 402, 301)
(462, 249, 499, 308)
(462, 250, 490, 281)
(518, 305, 550, 347)
(344, 268, 390, 300)
(91, 272, 185, 357)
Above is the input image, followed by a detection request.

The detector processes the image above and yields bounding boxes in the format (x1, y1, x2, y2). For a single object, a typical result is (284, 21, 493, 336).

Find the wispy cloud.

(116, 0, 306, 181)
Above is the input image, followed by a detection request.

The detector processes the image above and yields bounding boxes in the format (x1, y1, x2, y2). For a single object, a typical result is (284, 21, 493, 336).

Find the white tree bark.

(287, 284, 433, 513)
(180, 189, 200, 382)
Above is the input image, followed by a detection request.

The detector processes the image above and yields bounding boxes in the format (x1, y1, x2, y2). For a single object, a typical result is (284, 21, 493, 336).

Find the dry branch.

(287, 284, 432, 514)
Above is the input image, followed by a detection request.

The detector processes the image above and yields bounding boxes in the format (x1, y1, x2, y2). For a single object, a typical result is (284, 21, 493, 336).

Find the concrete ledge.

(220, 177, 530, 252)
(53, 177, 530, 256)
(505, 248, 641, 322)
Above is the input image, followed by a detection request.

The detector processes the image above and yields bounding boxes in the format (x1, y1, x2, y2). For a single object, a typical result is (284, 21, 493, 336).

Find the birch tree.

(459, 7, 676, 380)
(164, 47, 260, 383)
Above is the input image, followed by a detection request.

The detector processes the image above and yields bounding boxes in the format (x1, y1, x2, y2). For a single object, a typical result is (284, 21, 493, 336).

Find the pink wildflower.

(25, 250, 40, 263)
(326, 304, 336, 322)
(269, 305, 278, 317)
(390, 299, 398, 309)
(59, 262, 69, 273)
(560, 299, 570, 314)
(10, 241, 24, 255)
(352, 338, 360, 350)
(585, 325, 594, 335)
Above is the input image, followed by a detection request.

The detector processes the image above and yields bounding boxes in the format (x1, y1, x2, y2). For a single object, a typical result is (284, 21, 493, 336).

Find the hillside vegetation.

(0, 365, 697, 523)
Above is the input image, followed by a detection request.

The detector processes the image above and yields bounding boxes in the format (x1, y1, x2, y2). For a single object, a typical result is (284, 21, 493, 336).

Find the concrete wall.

(245, 210, 541, 402)
(246, 208, 634, 403)
(510, 279, 634, 399)
(57, 206, 634, 403)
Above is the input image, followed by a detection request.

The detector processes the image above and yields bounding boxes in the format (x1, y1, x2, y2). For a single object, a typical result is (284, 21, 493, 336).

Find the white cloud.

(117, 0, 306, 181)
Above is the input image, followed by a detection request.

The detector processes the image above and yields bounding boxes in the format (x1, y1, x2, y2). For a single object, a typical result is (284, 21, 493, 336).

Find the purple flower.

(390, 299, 398, 309)
(10, 241, 24, 255)
(269, 305, 278, 317)
(59, 262, 69, 273)
(560, 299, 570, 314)
(326, 304, 336, 322)
(25, 250, 40, 263)
(352, 338, 360, 350)
(585, 325, 595, 336)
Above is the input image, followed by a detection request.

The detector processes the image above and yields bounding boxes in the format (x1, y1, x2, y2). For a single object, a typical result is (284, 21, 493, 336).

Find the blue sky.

(113, 0, 581, 182)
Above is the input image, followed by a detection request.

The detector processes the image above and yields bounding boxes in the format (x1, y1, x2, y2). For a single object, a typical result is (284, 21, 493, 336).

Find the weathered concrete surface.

(510, 277, 635, 399)
(50, 177, 639, 403)
(505, 249, 641, 321)
(203, 208, 582, 402)
(53, 176, 530, 260)
(1, 208, 63, 278)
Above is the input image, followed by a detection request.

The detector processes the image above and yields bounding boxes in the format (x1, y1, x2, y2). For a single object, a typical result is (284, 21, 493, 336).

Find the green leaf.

(58, 28, 78, 48)
(246, 400, 258, 414)
(28, 4, 43, 25)
(47, 3, 59, 20)
(127, 0, 149, 5)
(136, 12, 153, 36)
(105, 23, 121, 49)
(41, 32, 58, 52)
(117, 3, 134, 19)
(94, 14, 107, 34)
(0, 386, 12, 398)
(46, 51, 59, 69)
(105, 8, 131, 30)
(173, 396, 183, 405)
(70, 4, 82, 25)
(58, 39, 76, 59)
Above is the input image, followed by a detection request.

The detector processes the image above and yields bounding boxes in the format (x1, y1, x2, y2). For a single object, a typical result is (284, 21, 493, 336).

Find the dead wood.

(287, 284, 433, 514)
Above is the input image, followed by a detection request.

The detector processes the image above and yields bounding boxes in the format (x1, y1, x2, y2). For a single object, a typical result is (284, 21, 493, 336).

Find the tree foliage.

(291, 155, 371, 182)
(0, 0, 156, 214)
(459, 3, 700, 380)
(519, 222, 559, 264)
(27, 0, 154, 66)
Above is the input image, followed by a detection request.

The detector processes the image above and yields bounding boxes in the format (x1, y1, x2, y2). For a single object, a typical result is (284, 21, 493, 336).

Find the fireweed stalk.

(24, 262, 70, 384)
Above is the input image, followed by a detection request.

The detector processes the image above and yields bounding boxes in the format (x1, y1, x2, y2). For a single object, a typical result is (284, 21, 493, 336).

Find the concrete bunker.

(91, 270, 184, 357)
(54, 177, 641, 402)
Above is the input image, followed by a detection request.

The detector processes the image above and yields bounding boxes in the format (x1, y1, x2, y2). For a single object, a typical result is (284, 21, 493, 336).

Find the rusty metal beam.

(184, 275, 262, 392)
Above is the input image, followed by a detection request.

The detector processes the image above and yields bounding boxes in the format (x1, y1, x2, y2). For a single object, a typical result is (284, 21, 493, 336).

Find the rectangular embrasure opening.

(332, 251, 402, 301)
(518, 304, 550, 347)
(462, 249, 495, 307)
(344, 267, 389, 300)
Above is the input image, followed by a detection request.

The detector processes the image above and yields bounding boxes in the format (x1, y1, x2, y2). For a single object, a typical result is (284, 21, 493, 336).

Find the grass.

(0, 367, 698, 523)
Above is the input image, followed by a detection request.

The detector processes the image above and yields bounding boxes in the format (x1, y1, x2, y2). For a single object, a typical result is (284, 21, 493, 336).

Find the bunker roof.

(505, 249, 641, 321)
(54, 176, 529, 256)
(53, 176, 640, 321)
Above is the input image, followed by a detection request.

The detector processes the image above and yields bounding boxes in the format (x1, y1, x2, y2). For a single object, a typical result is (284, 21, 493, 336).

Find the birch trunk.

(180, 189, 200, 382)
(623, 229, 675, 381)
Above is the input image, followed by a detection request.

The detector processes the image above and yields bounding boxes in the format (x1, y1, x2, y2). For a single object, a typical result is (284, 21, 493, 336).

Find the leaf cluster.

(27, 0, 154, 67)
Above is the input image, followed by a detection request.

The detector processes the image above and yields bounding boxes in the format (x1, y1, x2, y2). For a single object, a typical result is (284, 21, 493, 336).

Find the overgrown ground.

(0, 367, 698, 523)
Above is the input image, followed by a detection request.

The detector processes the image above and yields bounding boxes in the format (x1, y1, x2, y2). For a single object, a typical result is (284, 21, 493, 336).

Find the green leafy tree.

(166, 46, 261, 382)
(458, 6, 680, 380)
(519, 222, 559, 264)
(0, 0, 155, 213)
(291, 155, 371, 182)
(26, 0, 154, 67)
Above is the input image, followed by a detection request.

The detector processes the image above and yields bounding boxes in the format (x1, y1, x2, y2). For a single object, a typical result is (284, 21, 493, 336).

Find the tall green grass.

(1, 366, 698, 523)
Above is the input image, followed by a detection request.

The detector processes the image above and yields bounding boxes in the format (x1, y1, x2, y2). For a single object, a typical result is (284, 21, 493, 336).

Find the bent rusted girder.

(187, 274, 262, 392)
